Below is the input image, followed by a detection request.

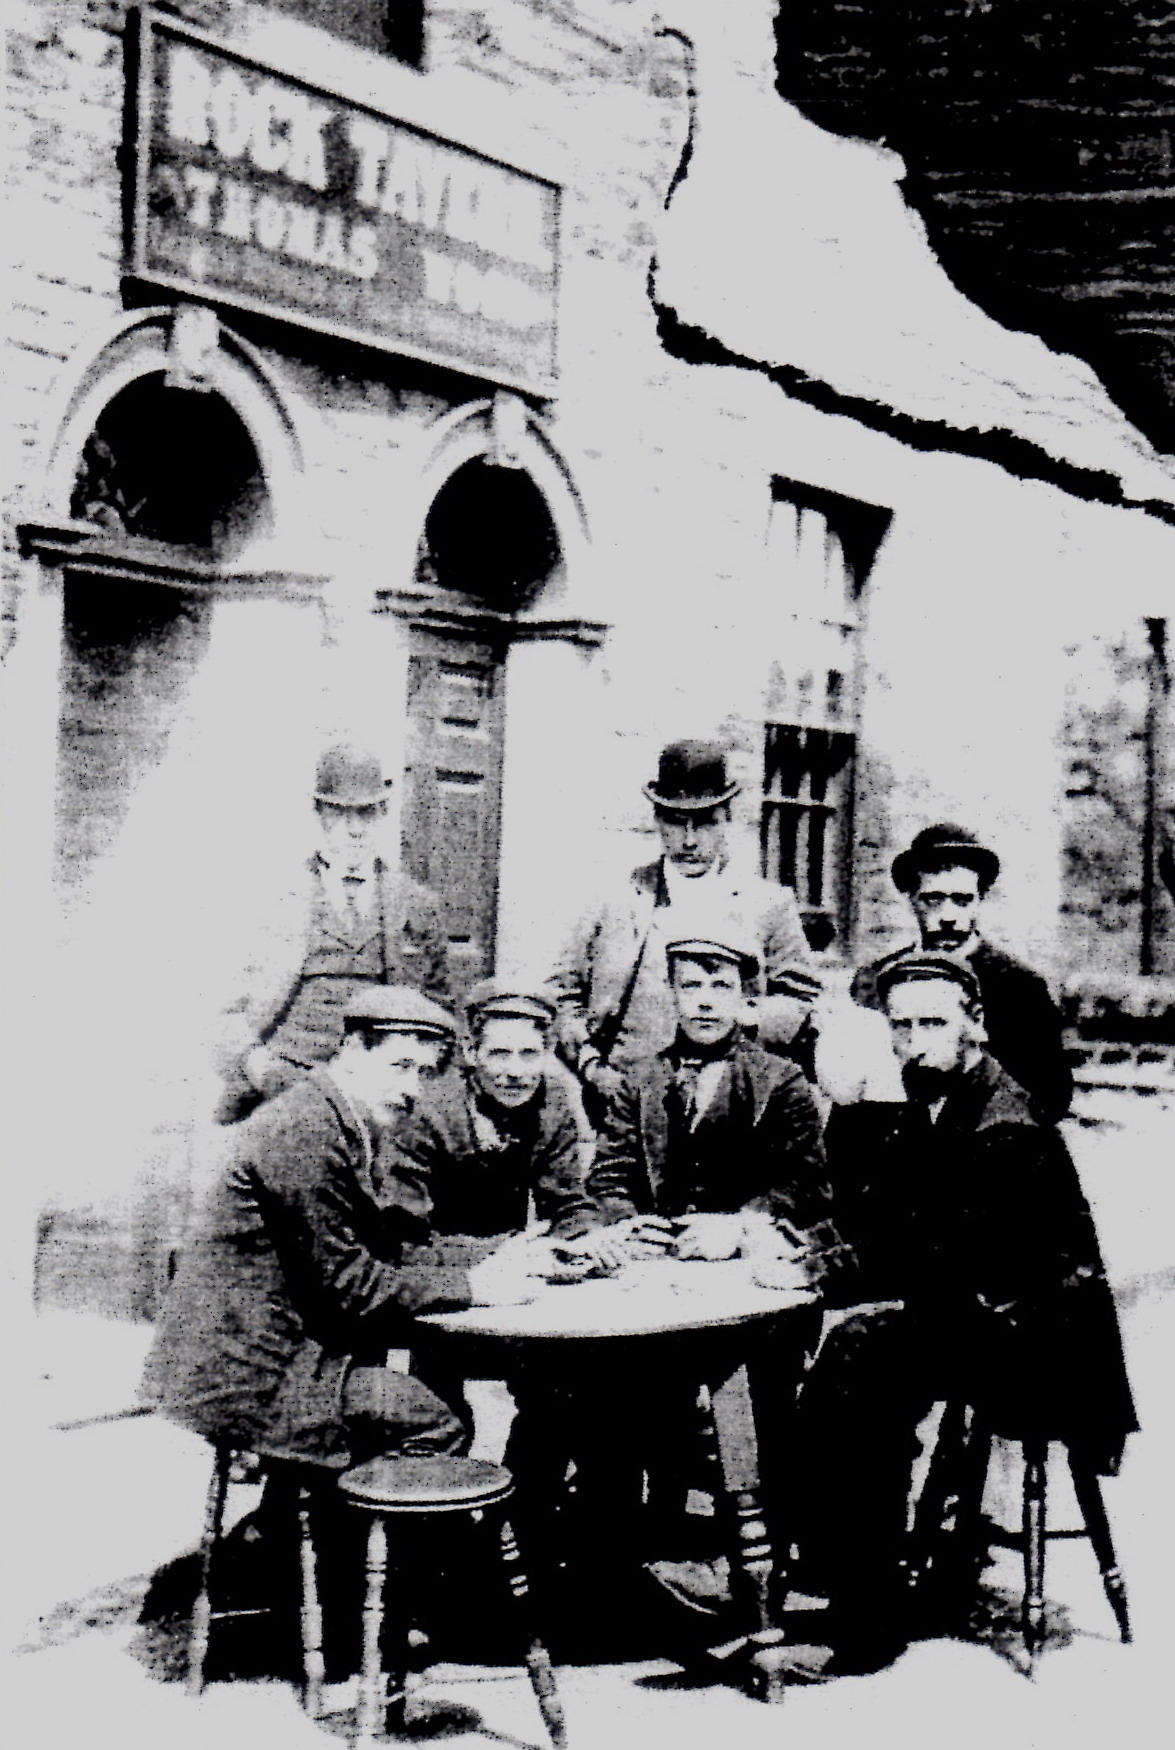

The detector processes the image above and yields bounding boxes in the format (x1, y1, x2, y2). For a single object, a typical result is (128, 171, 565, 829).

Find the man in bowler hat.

(547, 739, 818, 1121)
(853, 824, 1073, 1123)
(214, 743, 454, 1123)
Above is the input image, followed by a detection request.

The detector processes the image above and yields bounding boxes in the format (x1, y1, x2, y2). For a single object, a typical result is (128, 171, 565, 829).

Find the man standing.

(144, 986, 546, 1468)
(853, 823, 1073, 1122)
(548, 740, 818, 1122)
(801, 956, 1136, 1670)
(214, 744, 453, 1124)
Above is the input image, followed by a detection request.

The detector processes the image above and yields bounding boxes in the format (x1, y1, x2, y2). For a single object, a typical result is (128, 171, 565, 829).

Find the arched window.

(57, 378, 271, 885)
(414, 455, 562, 614)
(69, 375, 270, 560)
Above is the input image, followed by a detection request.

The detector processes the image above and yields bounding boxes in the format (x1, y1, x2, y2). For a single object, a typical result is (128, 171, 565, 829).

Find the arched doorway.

(403, 456, 562, 989)
(57, 375, 271, 889)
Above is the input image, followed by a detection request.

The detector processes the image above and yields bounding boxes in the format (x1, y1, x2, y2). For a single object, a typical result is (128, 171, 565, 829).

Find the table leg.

(1022, 1440, 1048, 1676)
(499, 1516, 568, 1749)
(709, 1363, 788, 1703)
(356, 1515, 388, 1747)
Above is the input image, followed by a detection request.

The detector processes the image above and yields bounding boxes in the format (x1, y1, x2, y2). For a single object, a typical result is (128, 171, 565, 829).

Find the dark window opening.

(417, 457, 561, 614)
(70, 377, 269, 562)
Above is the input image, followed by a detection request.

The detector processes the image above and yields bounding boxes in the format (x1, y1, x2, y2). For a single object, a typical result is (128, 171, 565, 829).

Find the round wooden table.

(419, 1258, 819, 1701)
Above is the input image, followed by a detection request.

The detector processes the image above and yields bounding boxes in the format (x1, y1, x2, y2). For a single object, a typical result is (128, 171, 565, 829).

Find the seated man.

(143, 985, 549, 1472)
(376, 979, 600, 1246)
(564, 925, 839, 1609)
(799, 955, 1137, 1672)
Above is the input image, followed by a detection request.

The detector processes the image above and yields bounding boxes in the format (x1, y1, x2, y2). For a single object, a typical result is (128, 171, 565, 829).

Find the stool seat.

(339, 1455, 515, 1513)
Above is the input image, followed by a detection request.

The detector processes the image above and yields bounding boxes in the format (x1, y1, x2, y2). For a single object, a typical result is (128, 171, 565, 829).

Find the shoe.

(645, 1557, 733, 1616)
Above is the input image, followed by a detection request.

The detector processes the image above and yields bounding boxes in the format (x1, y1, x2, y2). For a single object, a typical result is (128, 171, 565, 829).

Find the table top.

(417, 1257, 817, 1341)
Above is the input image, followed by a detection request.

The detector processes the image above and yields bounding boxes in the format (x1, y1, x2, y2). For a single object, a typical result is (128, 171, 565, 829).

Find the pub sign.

(128, 10, 560, 393)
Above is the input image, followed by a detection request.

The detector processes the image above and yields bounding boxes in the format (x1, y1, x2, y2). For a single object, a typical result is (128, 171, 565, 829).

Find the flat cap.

(464, 979, 557, 1029)
(875, 952, 981, 1007)
(343, 984, 456, 1038)
(665, 931, 761, 980)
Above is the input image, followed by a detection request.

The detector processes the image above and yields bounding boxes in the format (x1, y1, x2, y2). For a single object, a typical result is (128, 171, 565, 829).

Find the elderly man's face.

(351, 1030, 444, 1119)
(316, 800, 385, 871)
(884, 977, 976, 1099)
(469, 1016, 548, 1110)
(909, 863, 984, 953)
(671, 956, 745, 1047)
(657, 805, 729, 877)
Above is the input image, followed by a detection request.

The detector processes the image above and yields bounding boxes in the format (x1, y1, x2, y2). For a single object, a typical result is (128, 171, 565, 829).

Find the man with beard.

(799, 956, 1136, 1671)
(852, 824, 1072, 1123)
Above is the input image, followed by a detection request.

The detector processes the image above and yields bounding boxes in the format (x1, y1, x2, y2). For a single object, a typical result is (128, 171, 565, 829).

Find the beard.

(901, 1061, 957, 1102)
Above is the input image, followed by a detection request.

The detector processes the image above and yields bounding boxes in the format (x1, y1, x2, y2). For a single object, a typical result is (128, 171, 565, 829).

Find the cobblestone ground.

(10, 1092, 1173, 1750)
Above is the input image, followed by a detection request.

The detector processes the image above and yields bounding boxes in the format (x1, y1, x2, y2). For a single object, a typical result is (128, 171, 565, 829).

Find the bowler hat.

(464, 979, 557, 1031)
(876, 952, 982, 1008)
(891, 823, 1000, 895)
(665, 930, 760, 982)
(343, 985, 456, 1039)
(644, 740, 740, 814)
(314, 744, 389, 809)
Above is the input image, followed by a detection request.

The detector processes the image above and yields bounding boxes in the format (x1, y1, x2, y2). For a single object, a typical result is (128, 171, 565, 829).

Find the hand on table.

(562, 1215, 676, 1274)
(671, 1213, 746, 1262)
(467, 1229, 555, 1306)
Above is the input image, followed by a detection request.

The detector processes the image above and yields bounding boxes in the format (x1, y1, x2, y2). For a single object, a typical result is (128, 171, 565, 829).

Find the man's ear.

(740, 992, 759, 1028)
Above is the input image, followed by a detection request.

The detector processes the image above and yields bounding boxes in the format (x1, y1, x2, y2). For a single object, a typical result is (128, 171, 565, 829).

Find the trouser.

(340, 1364, 466, 1463)
(503, 1313, 821, 1590)
(796, 1306, 945, 1622)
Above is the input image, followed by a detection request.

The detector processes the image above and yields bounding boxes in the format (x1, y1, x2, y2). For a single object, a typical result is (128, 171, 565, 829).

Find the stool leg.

(1068, 1454, 1131, 1645)
(1022, 1439, 1048, 1675)
(499, 1516, 567, 1750)
(355, 1516, 389, 1748)
(189, 1448, 230, 1698)
(297, 1484, 326, 1719)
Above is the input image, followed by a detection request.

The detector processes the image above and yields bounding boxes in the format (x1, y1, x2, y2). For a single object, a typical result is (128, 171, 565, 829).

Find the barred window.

(761, 480, 890, 952)
(762, 724, 855, 949)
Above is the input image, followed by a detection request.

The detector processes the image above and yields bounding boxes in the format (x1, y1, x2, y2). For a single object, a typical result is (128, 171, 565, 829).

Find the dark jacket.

(375, 1069, 599, 1243)
(141, 1071, 483, 1466)
(214, 857, 453, 1123)
(853, 939, 1073, 1123)
(587, 1031, 836, 1250)
(824, 1056, 1137, 1472)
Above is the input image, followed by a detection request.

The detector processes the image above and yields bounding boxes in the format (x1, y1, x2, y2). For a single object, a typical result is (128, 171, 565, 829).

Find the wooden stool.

(338, 1455, 566, 1748)
(189, 1446, 330, 1717)
(911, 1407, 1131, 1672)
(1002, 1436, 1131, 1672)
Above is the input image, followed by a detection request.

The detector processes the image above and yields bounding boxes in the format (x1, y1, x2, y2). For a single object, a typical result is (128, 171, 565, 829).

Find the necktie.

(342, 875, 365, 932)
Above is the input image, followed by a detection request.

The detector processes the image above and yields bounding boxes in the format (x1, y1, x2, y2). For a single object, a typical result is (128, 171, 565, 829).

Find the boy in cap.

(145, 986, 547, 1470)
(558, 923, 838, 1614)
(852, 823, 1072, 1122)
(213, 742, 453, 1123)
(798, 955, 1134, 1670)
(547, 740, 819, 1124)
